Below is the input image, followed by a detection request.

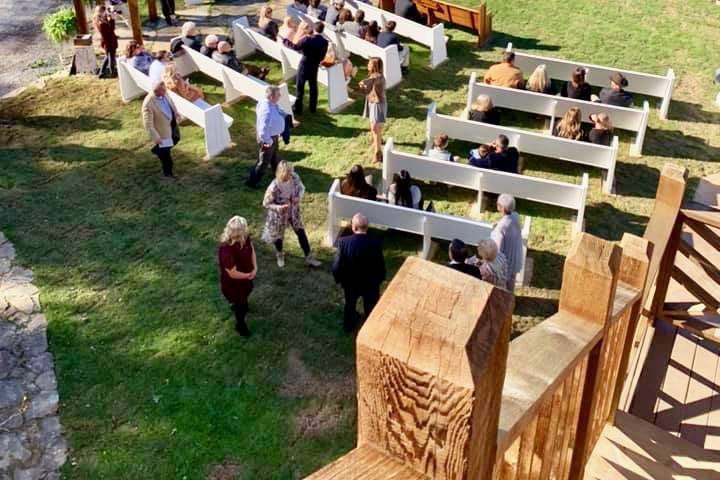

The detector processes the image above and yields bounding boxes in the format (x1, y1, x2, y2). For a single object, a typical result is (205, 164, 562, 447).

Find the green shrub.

(42, 7, 78, 44)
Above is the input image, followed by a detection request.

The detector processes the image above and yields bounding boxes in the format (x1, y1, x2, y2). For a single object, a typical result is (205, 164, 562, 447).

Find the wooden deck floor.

(584, 411, 720, 479)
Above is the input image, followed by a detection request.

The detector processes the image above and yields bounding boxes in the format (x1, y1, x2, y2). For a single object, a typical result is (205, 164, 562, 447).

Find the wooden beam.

(73, 0, 88, 35)
(148, 0, 158, 22)
(671, 265, 720, 310)
(127, 0, 143, 44)
(677, 238, 720, 288)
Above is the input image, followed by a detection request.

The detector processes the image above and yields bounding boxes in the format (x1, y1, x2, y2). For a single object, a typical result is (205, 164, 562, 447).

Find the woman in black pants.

(218, 216, 257, 337)
(93, 5, 118, 78)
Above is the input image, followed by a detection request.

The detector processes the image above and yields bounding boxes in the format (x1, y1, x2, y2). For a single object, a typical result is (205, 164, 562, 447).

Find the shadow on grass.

(667, 99, 720, 124)
(1, 114, 122, 132)
(584, 202, 648, 241)
(488, 32, 561, 52)
(643, 127, 720, 163)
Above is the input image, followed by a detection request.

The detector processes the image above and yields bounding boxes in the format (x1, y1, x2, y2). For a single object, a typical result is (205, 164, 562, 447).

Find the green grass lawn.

(1, 0, 720, 478)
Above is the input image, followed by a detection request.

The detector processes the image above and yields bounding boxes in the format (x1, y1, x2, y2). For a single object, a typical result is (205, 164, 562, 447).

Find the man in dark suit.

(376, 21, 410, 71)
(448, 239, 481, 278)
(332, 213, 386, 332)
(293, 22, 329, 115)
(394, 0, 425, 24)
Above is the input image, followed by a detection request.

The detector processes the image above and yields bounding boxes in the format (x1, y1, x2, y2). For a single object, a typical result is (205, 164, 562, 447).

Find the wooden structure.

(378, 0, 492, 46)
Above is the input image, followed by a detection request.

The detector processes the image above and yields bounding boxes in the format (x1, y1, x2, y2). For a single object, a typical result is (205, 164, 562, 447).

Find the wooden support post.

(308, 257, 514, 480)
(127, 0, 144, 44)
(148, 0, 158, 22)
(73, 0, 88, 35)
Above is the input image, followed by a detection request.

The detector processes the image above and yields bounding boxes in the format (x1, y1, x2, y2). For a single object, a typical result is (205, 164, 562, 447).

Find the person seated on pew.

(212, 41, 270, 80)
(394, 0, 426, 24)
(322, 42, 358, 82)
(553, 107, 583, 141)
(355, 10, 369, 38)
(201, 34, 219, 57)
(179, 21, 202, 51)
(326, 0, 345, 25)
(307, 0, 327, 20)
(469, 135, 519, 173)
(484, 51, 524, 89)
(492, 194, 523, 292)
(468, 94, 500, 125)
(125, 40, 154, 75)
(561, 67, 591, 101)
(258, 5, 280, 40)
(526, 64, 556, 95)
(149, 50, 172, 85)
(587, 112, 613, 146)
(377, 21, 410, 72)
(427, 134, 454, 162)
(468, 239, 508, 288)
(596, 72, 633, 107)
(468, 144, 492, 168)
(448, 239, 481, 279)
(290, 0, 308, 13)
(387, 170, 423, 209)
(365, 21, 380, 43)
(162, 63, 206, 106)
(337, 9, 361, 36)
(341, 164, 378, 200)
(278, 16, 299, 46)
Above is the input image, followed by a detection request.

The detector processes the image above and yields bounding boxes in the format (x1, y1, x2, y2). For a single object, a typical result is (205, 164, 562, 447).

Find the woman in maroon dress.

(218, 216, 257, 337)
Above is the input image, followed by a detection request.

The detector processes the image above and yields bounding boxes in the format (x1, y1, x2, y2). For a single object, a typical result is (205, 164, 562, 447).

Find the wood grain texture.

(303, 445, 428, 480)
(355, 257, 514, 480)
(654, 328, 697, 436)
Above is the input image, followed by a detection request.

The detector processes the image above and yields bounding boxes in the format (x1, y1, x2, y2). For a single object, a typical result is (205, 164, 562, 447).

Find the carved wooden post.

(148, 0, 158, 22)
(73, 0, 88, 35)
(306, 257, 514, 479)
(127, 0, 144, 44)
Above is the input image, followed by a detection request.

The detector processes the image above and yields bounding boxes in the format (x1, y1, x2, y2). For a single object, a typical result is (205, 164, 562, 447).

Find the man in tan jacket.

(484, 51, 525, 89)
(142, 81, 180, 178)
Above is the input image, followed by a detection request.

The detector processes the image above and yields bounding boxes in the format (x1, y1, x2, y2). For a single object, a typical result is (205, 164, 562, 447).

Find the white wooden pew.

(466, 73, 647, 157)
(232, 17, 353, 113)
(117, 58, 233, 160)
(344, 0, 448, 68)
(327, 178, 532, 285)
(382, 137, 588, 232)
(506, 42, 675, 120)
(427, 101, 618, 194)
(286, 6, 403, 88)
(174, 45, 296, 117)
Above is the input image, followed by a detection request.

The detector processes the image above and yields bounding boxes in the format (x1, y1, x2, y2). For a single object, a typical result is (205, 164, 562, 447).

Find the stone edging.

(0, 232, 67, 480)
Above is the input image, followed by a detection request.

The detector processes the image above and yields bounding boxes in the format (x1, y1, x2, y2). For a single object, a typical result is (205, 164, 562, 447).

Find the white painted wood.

(466, 74, 649, 157)
(117, 58, 233, 160)
(428, 101, 618, 193)
(326, 179, 531, 276)
(287, 7, 403, 88)
(382, 137, 588, 232)
(344, 0, 448, 68)
(232, 17, 353, 113)
(506, 42, 675, 119)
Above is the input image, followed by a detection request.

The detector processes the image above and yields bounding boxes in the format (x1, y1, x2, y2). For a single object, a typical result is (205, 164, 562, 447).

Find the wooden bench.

(380, 0, 492, 46)
(232, 17, 353, 113)
(344, 0, 448, 68)
(287, 6, 403, 88)
(382, 137, 589, 232)
(427, 102, 619, 194)
(174, 45, 296, 117)
(117, 57, 233, 160)
(467, 73, 649, 157)
(506, 42, 676, 120)
(327, 178, 531, 285)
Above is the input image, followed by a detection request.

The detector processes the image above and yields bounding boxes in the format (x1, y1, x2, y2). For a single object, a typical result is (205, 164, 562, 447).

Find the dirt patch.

(278, 348, 354, 399)
(205, 460, 244, 480)
(293, 401, 345, 440)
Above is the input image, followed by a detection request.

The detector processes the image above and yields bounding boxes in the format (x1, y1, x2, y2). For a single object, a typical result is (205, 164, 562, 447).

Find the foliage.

(41, 7, 78, 44)
(1, 0, 720, 478)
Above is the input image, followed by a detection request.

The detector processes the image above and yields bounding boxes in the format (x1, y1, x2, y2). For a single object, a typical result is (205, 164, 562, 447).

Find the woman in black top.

(562, 67, 592, 101)
(340, 164, 378, 200)
(468, 94, 500, 125)
(587, 113, 613, 146)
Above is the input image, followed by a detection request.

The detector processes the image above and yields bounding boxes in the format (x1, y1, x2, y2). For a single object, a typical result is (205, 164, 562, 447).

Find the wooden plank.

(679, 338, 720, 447)
(671, 264, 720, 309)
(654, 328, 697, 436)
(544, 375, 572, 480)
(558, 358, 587, 480)
(303, 445, 426, 480)
(706, 341, 720, 451)
(515, 416, 538, 480)
(529, 396, 553, 480)
(495, 435, 519, 480)
(677, 237, 720, 287)
(682, 205, 720, 230)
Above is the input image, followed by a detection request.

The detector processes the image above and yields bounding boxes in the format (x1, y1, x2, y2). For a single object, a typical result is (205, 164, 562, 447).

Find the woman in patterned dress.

(262, 161, 322, 268)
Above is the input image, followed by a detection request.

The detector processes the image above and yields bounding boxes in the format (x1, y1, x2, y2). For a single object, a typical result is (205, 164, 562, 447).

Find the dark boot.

(231, 304, 251, 337)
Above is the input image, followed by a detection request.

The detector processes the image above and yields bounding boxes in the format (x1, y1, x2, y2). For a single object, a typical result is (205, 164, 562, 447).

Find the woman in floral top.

(475, 239, 508, 289)
(262, 161, 322, 268)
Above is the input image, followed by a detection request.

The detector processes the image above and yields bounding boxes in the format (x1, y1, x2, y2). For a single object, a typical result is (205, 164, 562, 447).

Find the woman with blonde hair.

(473, 239, 508, 288)
(262, 161, 322, 268)
(358, 57, 387, 163)
(588, 112, 613, 146)
(291, 20, 312, 46)
(93, 5, 118, 78)
(468, 94, 500, 125)
(258, 5, 274, 29)
(162, 63, 206, 105)
(218, 216, 257, 337)
(278, 16, 298, 46)
(554, 107, 583, 141)
(526, 64, 555, 95)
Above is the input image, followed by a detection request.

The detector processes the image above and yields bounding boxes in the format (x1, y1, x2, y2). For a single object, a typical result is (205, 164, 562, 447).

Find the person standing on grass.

(142, 80, 180, 178)
(93, 5, 118, 78)
(292, 22, 329, 116)
(492, 194, 524, 292)
(218, 216, 257, 338)
(247, 86, 289, 188)
(358, 57, 387, 163)
(332, 213, 386, 332)
(262, 161, 322, 268)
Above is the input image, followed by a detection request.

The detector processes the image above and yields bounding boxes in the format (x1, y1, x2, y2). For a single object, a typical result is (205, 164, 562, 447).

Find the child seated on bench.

(427, 134, 455, 162)
(162, 63, 206, 108)
(468, 135, 519, 173)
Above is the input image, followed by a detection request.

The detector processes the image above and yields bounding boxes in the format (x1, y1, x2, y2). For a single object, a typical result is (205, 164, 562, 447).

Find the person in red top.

(93, 5, 119, 78)
(218, 216, 257, 337)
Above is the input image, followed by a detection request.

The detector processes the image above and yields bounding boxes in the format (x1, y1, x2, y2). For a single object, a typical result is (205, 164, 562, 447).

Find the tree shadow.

(487, 32, 561, 52)
(667, 98, 720, 124)
(584, 202, 648, 241)
(527, 248, 566, 290)
(642, 127, 720, 163)
(0, 114, 122, 132)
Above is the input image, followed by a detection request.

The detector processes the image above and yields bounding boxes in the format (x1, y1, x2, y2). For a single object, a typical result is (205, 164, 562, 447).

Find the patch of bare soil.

(205, 459, 244, 480)
(278, 348, 354, 399)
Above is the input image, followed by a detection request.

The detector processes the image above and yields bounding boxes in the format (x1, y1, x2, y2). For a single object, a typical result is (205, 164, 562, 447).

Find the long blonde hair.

(275, 160, 293, 182)
(526, 64, 549, 93)
(556, 107, 583, 140)
(471, 94, 493, 112)
(221, 216, 249, 246)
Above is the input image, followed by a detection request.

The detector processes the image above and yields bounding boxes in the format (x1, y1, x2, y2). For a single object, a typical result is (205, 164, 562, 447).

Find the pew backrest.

(506, 42, 675, 119)
(413, 0, 492, 45)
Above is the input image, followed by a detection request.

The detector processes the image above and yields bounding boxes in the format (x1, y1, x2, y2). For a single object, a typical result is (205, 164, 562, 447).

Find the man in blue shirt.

(247, 86, 288, 188)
